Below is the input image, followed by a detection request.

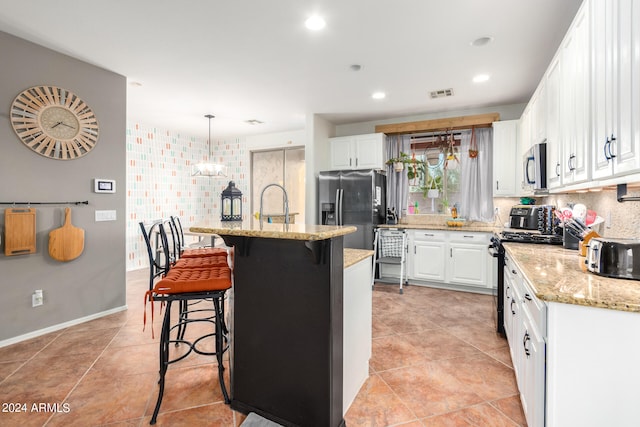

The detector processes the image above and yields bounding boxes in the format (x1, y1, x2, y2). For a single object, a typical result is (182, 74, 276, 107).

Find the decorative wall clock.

(10, 85, 99, 160)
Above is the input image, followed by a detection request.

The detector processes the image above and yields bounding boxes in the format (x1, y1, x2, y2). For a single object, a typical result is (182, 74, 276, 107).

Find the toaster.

(586, 237, 640, 280)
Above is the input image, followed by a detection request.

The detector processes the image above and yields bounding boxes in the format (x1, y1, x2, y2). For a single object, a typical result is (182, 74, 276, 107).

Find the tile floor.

(0, 270, 526, 426)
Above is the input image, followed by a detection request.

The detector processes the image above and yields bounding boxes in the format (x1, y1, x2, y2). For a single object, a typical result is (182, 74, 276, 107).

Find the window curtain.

(385, 134, 411, 219)
(459, 128, 494, 221)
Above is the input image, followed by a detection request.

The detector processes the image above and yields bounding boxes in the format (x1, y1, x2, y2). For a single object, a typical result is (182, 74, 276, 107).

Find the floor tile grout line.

(41, 320, 130, 426)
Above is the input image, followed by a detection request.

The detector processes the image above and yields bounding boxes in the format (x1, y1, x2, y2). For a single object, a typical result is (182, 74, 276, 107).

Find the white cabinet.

(545, 54, 563, 190)
(343, 254, 372, 413)
(329, 133, 385, 170)
(405, 230, 492, 291)
(409, 230, 446, 282)
(559, 1, 590, 185)
(529, 84, 547, 146)
(492, 120, 519, 196)
(518, 107, 533, 196)
(503, 254, 546, 427)
(591, 0, 640, 179)
(447, 232, 489, 288)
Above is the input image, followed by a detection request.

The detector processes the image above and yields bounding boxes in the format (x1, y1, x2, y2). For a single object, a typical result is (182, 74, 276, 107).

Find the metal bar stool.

(140, 221, 232, 425)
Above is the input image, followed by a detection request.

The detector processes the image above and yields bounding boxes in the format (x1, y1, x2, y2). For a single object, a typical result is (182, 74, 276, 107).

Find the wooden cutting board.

(48, 207, 85, 262)
(4, 208, 37, 256)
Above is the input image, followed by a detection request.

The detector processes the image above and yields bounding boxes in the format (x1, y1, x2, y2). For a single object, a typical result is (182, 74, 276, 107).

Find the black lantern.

(221, 181, 242, 221)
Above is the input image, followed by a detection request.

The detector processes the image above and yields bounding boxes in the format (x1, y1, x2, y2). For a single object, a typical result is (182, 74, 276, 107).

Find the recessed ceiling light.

(372, 92, 386, 100)
(472, 74, 490, 83)
(129, 81, 143, 87)
(305, 15, 326, 31)
(471, 36, 493, 47)
(245, 119, 264, 125)
(350, 64, 362, 71)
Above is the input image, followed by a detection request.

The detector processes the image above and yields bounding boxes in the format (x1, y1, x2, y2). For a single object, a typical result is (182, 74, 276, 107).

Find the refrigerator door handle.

(338, 189, 344, 225)
(334, 189, 341, 226)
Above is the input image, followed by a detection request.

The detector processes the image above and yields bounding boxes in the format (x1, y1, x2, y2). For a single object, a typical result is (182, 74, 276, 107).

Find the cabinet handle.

(523, 331, 531, 358)
(505, 285, 511, 299)
(414, 246, 416, 254)
(356, 157, 359, 167)
(424, 233, 434, 237)
(450, 248, 453, 257)
(524, 293, 532, 301)
(463, 235, 474, 238)
(607, 134, 617, 160)
(510, 299, 516, 315)
(568, 154, 576, 171)
(350, 158, 352, 166)
(512, 269, 517, 275)
(555, 162, 561, 177)
(604, 137, 611, 161)
(496, 180, 499, 191)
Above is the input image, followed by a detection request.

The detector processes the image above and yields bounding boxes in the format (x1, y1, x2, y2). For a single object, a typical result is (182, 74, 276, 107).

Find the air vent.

(245, 119, 264, 125)
(430, 88, 454, 99)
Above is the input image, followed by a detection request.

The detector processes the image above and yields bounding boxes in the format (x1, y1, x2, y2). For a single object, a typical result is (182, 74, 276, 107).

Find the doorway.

(251, 147, 305, 222)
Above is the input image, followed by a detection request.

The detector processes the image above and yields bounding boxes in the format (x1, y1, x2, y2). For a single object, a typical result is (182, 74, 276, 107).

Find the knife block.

(563, 228, 580, 250)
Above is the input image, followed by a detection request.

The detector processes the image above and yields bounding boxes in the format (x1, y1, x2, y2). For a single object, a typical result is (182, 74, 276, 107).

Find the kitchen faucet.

(259, 183, 290, 225)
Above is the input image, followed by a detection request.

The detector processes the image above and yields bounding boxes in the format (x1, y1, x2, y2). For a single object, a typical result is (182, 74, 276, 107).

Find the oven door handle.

(487, 245, 499, 257)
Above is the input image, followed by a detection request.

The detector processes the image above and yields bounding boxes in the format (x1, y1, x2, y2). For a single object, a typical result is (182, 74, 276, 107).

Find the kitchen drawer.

(447, 231, 490, 244)
(521, 279, 547, 337)
(411, 229, 446, 242)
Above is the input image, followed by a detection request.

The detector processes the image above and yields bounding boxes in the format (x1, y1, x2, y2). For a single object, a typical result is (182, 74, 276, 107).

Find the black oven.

(488, 236, 505, 335)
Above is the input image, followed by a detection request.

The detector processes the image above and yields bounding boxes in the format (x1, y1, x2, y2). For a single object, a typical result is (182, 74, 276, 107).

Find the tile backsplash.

(495, 189, 640, 238)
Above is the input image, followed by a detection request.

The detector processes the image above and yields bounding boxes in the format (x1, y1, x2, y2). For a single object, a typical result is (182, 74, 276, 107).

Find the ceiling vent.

(430, 88, 454, 99)
(245, 119, 264, 125)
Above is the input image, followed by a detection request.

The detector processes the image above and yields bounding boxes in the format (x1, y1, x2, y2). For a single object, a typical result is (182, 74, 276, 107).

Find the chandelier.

(191, 114, 227, 177)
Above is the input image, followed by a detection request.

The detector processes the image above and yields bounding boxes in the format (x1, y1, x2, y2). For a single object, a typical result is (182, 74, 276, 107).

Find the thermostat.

(94, 178, 116, 193)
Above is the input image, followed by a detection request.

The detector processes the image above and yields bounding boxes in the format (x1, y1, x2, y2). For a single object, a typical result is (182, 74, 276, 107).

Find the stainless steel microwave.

(523, 142, 547, 192)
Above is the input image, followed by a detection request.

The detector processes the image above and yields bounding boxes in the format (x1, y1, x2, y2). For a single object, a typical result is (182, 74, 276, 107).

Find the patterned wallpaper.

(125, 123, 247, 271)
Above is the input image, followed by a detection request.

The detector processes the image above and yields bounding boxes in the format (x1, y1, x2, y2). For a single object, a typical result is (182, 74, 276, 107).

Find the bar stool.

(171, 216, 227, 258)
(140, 221, 232, 425)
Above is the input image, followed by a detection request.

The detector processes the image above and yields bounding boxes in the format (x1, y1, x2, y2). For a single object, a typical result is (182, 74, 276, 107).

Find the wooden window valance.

(374, 112, 500, 135)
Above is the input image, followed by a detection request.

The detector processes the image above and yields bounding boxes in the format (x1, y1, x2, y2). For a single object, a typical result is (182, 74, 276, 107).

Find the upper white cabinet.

(591, 0, 640, 179)
(518, 107, 534, 196)
(559, 2, 591, 185)
(492, 120, 519, 197)
(545, 54, 563, 190)
(329, 133, 386, 170)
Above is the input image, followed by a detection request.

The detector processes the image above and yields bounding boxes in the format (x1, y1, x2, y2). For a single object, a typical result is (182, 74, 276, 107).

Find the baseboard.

(0, 305, 128, 348)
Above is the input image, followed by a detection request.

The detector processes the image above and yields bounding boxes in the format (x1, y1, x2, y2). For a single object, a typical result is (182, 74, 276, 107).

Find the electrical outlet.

(32, 290, 43, 307)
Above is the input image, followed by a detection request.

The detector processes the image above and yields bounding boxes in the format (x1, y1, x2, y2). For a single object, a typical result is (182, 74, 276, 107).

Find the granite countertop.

(190, 222, 357, 241)
(344, 248, 374, 269)
(379, 223, 500, 233)
(504, 242, 640, 313)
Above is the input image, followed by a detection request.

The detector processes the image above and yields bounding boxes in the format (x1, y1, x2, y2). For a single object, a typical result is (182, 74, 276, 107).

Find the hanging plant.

(468, 127, 478, 158)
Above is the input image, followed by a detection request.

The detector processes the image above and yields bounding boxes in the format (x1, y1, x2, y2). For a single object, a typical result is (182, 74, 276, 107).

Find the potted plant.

(386, 152, 410, 172)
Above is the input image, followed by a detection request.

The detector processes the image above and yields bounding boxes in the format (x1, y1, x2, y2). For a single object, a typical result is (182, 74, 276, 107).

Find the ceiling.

(0, 0, 583, 139)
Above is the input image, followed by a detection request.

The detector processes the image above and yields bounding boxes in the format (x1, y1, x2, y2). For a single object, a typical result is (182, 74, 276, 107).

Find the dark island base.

(221, 234, 346, 427)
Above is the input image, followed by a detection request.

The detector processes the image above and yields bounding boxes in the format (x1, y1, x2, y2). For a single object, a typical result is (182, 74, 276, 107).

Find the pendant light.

(191, 114, 227, 177)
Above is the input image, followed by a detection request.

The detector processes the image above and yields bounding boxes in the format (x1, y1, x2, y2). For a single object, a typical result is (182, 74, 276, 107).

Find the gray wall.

(0, 31, 127, 343)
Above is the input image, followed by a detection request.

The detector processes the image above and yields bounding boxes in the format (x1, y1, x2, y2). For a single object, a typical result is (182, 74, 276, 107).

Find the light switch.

(95, 210, 117, 222)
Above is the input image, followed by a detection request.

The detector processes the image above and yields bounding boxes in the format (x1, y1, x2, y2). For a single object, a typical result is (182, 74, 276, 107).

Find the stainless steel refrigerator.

(318, 169, 386, 250)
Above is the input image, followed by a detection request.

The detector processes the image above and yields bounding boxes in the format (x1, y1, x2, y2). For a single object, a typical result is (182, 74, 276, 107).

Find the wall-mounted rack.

(0, 201, 89, 206)
(617, 184, 640, 202)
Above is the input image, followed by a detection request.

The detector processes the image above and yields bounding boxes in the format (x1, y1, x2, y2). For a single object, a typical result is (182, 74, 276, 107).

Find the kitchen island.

(190, 222, 357, 427)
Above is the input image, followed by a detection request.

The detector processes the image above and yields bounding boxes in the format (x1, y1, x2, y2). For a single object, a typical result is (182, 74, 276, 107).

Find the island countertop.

(344, 248, 374, 269)
(190, 222, 357, 241)
(504, 242, 640, 313)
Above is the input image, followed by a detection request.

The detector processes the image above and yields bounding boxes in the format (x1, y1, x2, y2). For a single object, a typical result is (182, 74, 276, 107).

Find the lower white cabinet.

(409, 230, 446, 282)
(504, 255, 546, 427)
(447, 233, 489, 287)
(342, 254, 372, 414)
(405, 229, 493, 291)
